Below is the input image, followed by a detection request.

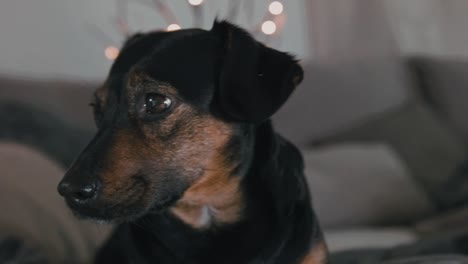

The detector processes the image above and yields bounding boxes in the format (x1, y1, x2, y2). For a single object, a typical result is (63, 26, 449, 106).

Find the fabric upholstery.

(0, 101, 93, 168)
(415, 206, 468, 236)
(303, 144, 434, 228)
(333, 253, 468, 264)
(0, 75, 96, 131)
(380, 256, 468, 264)
(312, 103, 467, 207)
(325, 228, 418, 253)
(0, 143, 111, 264)
(409, 57, 468, 146)
(331, 229, 468, 263)
(273, 58, 414, 146)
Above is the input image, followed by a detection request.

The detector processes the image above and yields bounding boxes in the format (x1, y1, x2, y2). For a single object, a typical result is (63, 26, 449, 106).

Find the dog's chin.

(65, 195, 180, 224)
(69, 206, 147, 224)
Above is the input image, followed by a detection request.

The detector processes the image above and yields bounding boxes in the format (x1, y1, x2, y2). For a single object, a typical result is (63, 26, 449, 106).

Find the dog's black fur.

(58, 21, 327, 264)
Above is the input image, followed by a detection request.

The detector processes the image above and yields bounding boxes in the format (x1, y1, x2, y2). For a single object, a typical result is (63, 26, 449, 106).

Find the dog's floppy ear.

(212, 20, 303, 123)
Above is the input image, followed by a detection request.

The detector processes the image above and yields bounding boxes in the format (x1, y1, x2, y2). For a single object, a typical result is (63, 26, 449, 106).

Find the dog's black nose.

(58, 180, 98, 203)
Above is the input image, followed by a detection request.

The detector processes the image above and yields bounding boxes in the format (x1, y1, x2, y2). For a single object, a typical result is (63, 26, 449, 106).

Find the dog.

(57, 20, 328, 264)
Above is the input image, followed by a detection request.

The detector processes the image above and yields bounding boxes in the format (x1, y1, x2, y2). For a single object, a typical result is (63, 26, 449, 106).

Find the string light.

(261, 20, 276, 35)
(268, 1, 284, 15)
(188, 0, 203, 6)
(167, 23, 181, 31)
(101, 0, 288, 60)
(105, 46, 119, 60)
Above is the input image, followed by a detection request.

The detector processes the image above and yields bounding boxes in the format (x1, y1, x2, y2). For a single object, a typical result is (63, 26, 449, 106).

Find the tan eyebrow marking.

(94, 82, 110, 109)
(127, 69, 178, 95)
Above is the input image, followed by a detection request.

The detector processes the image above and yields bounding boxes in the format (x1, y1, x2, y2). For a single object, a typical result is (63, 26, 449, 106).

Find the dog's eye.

(144, 93, 172, 114)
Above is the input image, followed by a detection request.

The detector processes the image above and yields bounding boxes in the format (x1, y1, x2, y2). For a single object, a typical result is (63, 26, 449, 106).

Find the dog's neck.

(121, 122, 327, 263)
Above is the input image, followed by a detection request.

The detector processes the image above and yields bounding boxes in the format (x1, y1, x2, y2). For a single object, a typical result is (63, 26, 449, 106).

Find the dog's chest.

(169, 170, 244, 229)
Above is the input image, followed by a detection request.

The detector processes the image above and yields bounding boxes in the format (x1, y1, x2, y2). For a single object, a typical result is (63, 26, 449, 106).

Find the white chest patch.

(198, 205, 213, 227)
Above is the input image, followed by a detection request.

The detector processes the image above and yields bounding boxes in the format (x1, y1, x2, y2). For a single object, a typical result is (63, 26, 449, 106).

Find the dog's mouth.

(64, 191, 181, 224)
(60, 168, 192, 223)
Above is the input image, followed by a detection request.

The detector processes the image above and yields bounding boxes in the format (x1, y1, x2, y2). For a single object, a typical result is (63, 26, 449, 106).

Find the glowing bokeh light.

(105, 46, 119, 60)
(188, 0, 203, 6)
(269, 1, 284, 15)
(167, 24, 181, 31)
(261, 21, 277, 35)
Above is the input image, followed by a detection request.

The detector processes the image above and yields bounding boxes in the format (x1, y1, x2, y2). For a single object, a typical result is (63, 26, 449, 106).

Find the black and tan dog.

(58, 21, 328, 264)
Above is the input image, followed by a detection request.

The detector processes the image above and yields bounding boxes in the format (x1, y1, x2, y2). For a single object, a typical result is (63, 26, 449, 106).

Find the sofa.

(2, 55, 468, 262)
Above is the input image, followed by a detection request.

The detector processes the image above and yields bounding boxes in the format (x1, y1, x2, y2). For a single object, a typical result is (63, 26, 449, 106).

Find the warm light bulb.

(261, 21, 277, 35)
(105, 46, 119, 60)
(269, 1, 284, 15)
(167, 24, 181, 31)
(188, 0, 203, 6)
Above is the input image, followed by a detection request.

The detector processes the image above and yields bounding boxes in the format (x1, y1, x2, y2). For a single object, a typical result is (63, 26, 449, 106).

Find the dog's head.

(58, 21, 303, 224)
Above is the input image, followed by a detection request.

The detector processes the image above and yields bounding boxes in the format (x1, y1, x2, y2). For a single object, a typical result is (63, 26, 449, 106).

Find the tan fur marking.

(171, 171, 243, 228)
(300, 241, 328, 264)
(170, 119, 243, 229)
(292, 74, 303, 86)
(100, 131, 140, 199)
(127, 70, 179, 97)
(95, 82, 109, 108)
(95, 71, 243, 225)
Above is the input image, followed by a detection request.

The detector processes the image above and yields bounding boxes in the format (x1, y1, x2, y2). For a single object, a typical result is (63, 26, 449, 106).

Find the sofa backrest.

(409, 56, 468, 146)
(0, 75, 96, 131)
(273, 57, 415, 146)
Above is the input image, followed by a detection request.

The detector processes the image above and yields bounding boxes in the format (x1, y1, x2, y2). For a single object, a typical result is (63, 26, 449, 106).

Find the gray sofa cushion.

(304, 144, 434, 228)
(273, 58, 414, 146)
(0, 143, 111, 264)
(381, 256, 468, 264)
(0, 236, 48, 264)
(0, 101, 93, 168)
(325, 228, 418, 253)
(331, 230, 468, 263)
(415, 206, 468, 236)
(333, 253, 468, 264)
(410, 57, 468, 146)
(312, 103, 467, 208)
(0, 75, 96, 131)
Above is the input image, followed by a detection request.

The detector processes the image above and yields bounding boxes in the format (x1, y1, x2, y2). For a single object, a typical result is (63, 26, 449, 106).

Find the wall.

(3, 0, 467, 80)
(0, 0, 309, 80)
(385, 0, 468, 58)
(304, 0, 468, 61)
